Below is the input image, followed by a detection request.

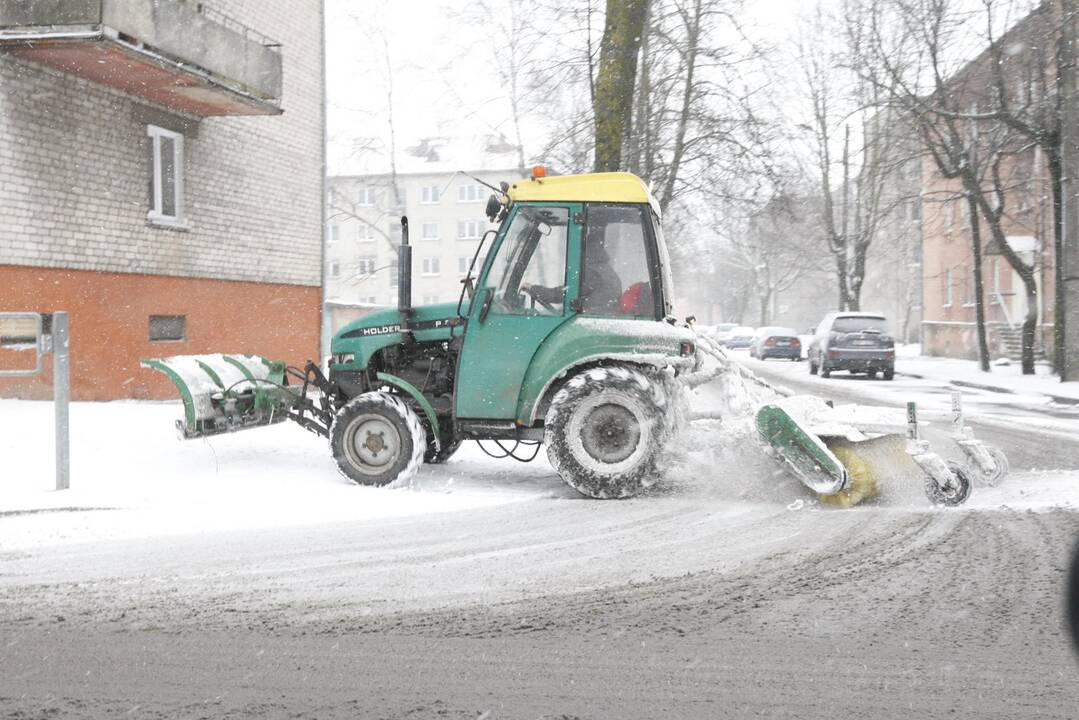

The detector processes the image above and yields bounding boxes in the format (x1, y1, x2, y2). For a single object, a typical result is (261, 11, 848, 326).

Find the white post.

(950, 391, 963, 437)
(53, 312, 70, 491)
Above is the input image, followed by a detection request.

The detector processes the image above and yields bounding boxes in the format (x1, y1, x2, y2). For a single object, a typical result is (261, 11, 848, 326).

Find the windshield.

(832, 316, 889, 334)
(482, 205, 568, 315)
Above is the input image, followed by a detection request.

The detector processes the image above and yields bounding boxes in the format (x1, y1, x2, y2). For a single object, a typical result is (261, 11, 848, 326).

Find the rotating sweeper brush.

(692, 331, 1006, 508)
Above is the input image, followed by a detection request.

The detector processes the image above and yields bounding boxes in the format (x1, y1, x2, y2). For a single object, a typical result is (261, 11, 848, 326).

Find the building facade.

(324, 139, 523, 341)
(918, 5, 1057, 361)
(0, 0, 325, 400)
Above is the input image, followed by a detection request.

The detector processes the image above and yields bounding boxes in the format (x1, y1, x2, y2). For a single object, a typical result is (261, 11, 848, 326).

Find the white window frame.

(457, 184, 485, 203)
(147, 124, 185, 227)
(421, 186, 441, 204)
(358, 187, 376, 207)
(991, 260, 1002, 305)
(357, 257, 377, 276)
(327, 224, 339, 246)
(422, 294, 440, 305)
(943, 269, 953, 308)
(357, 223, 376, 242)
(421, 257, 440, 276)
(458, 256, 471, 276)
(328, 260, 341, 279)
(457, 220, 482, 240)
(422, 222, 440, 240)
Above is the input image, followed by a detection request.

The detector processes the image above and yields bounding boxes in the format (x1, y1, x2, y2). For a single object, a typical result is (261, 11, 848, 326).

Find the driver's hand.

(521, 283, 533, 294)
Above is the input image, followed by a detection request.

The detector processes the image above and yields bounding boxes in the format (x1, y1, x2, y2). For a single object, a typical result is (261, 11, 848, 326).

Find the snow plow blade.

(141, 354, 299, 439)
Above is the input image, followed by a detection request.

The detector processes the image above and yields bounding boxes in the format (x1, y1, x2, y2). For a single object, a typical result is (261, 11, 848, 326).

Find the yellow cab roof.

(507, 171, 660, 216)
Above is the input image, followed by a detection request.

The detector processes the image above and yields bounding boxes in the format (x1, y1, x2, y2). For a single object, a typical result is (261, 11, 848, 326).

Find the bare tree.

(973, 0, 1071, 377)
(795, 1, 914, 314)
(864, 0, 1043, 373)
(735, 192, 830, 325)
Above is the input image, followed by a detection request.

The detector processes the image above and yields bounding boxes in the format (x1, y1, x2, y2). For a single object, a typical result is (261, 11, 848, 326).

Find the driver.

(522, 229, 623, 313)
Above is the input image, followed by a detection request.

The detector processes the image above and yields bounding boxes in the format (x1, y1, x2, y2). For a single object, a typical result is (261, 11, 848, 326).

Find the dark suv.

(808, 312, 895, 380)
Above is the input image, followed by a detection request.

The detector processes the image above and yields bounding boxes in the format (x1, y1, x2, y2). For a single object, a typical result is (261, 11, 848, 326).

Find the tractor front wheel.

(331, 392, 426, 486)
(424, 422, 462, 464)
(544, 366, 668, 499)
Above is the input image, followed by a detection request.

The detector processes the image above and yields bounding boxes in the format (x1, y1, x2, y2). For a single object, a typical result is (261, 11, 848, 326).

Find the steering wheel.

(523, 285, 557, 313)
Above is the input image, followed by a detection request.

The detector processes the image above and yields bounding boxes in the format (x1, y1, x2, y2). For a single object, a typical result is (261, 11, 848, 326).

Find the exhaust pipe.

(398, 216, 412, 328)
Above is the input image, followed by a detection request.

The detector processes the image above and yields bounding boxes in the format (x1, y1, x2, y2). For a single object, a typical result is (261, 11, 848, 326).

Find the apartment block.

(0, 0, 325, 400)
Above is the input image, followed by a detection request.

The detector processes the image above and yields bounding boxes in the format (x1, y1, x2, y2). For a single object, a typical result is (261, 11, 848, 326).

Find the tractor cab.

(453, 169, 681, 422)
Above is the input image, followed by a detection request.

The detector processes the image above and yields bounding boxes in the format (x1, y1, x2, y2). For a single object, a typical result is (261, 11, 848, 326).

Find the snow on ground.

(895, 347, 1079, 402)
(0, 399, 561, 549)
(3, 358, 1079, 554)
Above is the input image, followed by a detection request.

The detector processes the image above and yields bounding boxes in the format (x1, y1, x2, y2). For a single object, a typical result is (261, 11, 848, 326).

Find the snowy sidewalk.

(0, 399, 560, 547)
(895, 345, 1079, 406)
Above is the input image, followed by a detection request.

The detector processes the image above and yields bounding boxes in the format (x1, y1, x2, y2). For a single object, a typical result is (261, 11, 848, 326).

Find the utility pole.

(1060, 0, 1079, 380)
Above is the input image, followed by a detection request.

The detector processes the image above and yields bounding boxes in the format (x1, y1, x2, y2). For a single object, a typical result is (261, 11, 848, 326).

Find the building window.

(357, 257, 376, 275)
(458, 256, 471, 275)
(457, 220, 482, 239)
(389, 259, 399, 286)
(328, 261, 341, 278)
(149, 314, 186, 342)
(327, 224, 339, 246)
(361, 296, 378, 304)
(388, 222, 403, 244)
(905, 199, 921, 223)
(964, 268, 977, 307)
(421, 257, 440, 276)
(942, 269, 953, 308)
(147, 125, 184, 226)
(358, 223, 376, 242)
(422, 295, 439, 304)
(942, 200, 954, 231)
(991, 259, 1002, 304)
(421, 186, 441, 204)
(358, 187, 377, 206)
(457, 184, 485, 203)
(422, 222, 440, 240)
(908, 156, 921, 180)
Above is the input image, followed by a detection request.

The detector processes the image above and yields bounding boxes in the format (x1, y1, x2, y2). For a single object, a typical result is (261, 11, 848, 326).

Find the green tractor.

(145, 169, 698, 499)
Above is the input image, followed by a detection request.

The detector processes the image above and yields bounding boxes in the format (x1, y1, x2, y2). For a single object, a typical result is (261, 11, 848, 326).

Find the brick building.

(0, 0, 325, 400)
(919, 5, 1057, 361)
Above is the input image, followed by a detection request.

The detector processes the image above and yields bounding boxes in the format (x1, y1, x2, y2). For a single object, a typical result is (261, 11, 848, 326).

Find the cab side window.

(581, 205, 654, 316)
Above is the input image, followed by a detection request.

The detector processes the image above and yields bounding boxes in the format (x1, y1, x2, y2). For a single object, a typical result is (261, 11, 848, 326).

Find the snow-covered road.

(1, 377, 1078, 717)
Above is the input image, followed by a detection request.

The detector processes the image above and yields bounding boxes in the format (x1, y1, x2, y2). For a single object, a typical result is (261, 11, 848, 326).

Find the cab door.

(455, 203, 582, 420)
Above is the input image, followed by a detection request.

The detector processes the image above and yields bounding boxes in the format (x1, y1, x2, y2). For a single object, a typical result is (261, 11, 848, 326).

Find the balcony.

(0, 0, 282, 117)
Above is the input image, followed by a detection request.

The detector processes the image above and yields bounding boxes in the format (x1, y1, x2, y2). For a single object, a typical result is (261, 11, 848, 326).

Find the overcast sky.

(324, 0, 807, 174)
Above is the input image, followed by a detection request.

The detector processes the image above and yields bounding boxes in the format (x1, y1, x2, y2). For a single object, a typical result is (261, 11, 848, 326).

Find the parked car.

(713, 323, 738, 343)
(724, 326, 757, 349)
(749, 327, 802, 361)
(808, 312, 895, 379)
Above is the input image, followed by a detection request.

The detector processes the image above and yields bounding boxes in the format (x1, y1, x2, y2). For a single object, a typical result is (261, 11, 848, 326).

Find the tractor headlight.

(332, 352, 355, 366)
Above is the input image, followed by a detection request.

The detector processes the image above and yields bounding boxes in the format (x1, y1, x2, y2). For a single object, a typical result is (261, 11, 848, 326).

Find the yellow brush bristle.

(818, 441, 880, 508)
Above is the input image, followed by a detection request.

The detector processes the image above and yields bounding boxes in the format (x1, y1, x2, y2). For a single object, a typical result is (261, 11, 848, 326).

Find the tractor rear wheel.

(544, 366, 668, 499)
(331, 392, 425, 486)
